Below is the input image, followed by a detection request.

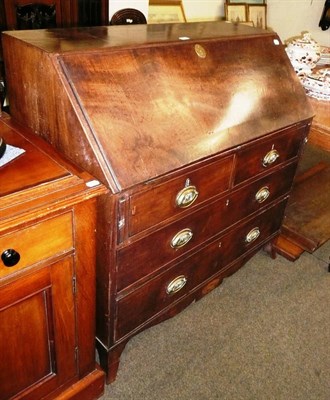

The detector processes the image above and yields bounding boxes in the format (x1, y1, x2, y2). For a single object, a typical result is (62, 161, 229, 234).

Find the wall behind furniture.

(267, 0, 329, 46)
(182, 0, 329, 46)
(181, 0, 222, 22)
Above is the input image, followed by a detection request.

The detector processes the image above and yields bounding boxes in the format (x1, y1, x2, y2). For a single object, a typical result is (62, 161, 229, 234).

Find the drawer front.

(217, 198, 287, 267)
(129, 155, 234, 236)
(117, 163, 294, 292)
(116, 200, 287, 339)
(0, 213, 73, 278)
(228, 161, 297, 223)
(235, 125, 305, 185)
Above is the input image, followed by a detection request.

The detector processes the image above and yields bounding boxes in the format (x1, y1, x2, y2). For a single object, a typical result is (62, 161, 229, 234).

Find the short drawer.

(128, 155, 234, 236)
(0, 213, 73, 278)
(115, 200, 287, 340)
(234, 125, 306, 185)
(228, 161, 297, 223)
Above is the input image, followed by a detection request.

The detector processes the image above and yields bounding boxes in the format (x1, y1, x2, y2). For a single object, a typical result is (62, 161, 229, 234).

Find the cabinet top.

(0, 116, 107, 226)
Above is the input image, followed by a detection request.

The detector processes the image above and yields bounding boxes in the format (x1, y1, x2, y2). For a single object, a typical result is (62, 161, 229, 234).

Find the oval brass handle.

(166, 275, 187, 295)
(245, 227, 260, 244)
(175, 185, 199, 208)
(262, 149, 279, 167)
(255, 186, 270, 203)
(170, 228, 193, 249)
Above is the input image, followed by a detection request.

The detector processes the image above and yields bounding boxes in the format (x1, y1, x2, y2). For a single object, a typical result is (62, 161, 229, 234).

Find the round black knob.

(1, 249, 21, 267)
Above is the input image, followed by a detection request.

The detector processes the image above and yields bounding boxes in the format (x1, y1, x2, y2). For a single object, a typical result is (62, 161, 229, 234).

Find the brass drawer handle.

(245, 227, 260, 244)
(166, 275, 187, 295)
(175, 185, 199, 208)
(170, 228, 193, 249)
(262, 149, 279, 167)
(255, 186, 270, 203)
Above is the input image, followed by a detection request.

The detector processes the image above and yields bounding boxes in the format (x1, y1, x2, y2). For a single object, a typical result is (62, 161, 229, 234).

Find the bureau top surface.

(3, 22, 273, 53)
(3, 22, 314, 191)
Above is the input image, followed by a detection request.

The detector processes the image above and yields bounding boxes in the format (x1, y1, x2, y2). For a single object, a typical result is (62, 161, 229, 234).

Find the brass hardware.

(166, 275, 187, 295)
(175, 185, 199, 208)
(262, 149, 279, 167)
(255, 186, 270, 203)
(245, 227, 260, 244)
(118, 217, 125, 229)
(170, 228, 193, 249)
(195, 44, 206, 58)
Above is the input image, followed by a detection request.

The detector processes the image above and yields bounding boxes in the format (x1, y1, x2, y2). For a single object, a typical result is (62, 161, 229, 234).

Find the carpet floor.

(99, 240, 330, 400)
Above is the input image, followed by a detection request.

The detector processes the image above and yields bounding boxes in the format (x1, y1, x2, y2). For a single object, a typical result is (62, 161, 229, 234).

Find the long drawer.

(128, 155, 234, 236)
(234, 125, 306, 185)
(117, 162, 296, 291)
(115, 199, 288, 340)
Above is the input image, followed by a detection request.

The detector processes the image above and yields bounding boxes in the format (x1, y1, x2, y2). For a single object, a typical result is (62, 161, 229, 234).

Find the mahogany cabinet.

(0, 115, 107, 399)
(308, 96, 330, 151)
(1, 22, 314, 384)
(1, 0, 109, 29)
(0, 0, 109, 105)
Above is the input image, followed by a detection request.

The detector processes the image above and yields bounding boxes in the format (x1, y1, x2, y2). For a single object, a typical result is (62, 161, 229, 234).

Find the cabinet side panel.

(95, 194, 118, 348)
(73, 199, 98, 377)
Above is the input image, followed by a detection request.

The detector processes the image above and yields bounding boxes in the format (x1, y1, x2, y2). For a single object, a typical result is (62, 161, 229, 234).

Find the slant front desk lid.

(3, 22, 313, 192)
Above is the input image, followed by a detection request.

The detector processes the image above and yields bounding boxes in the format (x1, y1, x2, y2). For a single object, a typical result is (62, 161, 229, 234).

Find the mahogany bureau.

(0, 115, 107, 399)
(2, 21, 314, 383)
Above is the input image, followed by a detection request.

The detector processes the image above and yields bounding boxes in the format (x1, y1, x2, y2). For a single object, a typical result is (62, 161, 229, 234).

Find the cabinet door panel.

(0, 257, 76, 400)
(0, 289, 53, 399)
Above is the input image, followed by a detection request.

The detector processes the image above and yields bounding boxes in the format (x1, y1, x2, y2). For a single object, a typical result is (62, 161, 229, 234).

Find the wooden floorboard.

(275, 150, 330, 260)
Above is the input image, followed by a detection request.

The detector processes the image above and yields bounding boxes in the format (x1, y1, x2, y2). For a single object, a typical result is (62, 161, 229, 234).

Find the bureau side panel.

(2, 34, 109, 188)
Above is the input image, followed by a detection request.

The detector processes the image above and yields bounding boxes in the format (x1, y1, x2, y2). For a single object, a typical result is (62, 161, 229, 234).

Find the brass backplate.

(195, 44, 207, 58)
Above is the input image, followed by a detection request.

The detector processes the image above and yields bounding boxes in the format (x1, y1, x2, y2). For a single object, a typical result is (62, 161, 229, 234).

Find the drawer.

(128, 155, 234, 236)
(116, 200, 287, 339)
(117, 164, 294, 291)
(234, 125, 306, 185)
(228, 161, 297, 223)
(0, 213, 73, 278)
(216, 198, 288, 267)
